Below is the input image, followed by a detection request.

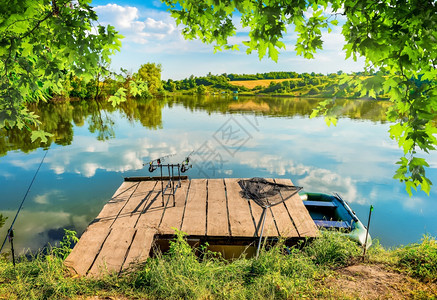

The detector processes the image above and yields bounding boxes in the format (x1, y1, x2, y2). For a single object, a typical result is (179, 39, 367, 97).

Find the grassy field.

(0, 230, 436, 299)
(229, 79, 298, 89)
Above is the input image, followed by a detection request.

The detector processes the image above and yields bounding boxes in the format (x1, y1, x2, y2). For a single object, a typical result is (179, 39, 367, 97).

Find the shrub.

(303, 230, 361, 267)
(396, 235, 437, 282)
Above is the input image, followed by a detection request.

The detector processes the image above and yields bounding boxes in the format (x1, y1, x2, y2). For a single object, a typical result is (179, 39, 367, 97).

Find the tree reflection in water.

(0, 96, 391, 156)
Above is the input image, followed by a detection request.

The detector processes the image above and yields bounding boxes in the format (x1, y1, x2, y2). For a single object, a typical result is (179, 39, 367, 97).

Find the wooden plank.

(87, 227, 136, 277)
(110, 181, 157, 229)
(159, 180, 189, 234)
(206, 179, 229, 236)
(181, 179, 207, 236)
(270, 204, 299, 237)
(275, 178, 318, 237)
(135, 187, 167, 231)
(224, 178, 256, 237)
(64, 224, 111, 276)
(247, 199, 279, 237)
(122, 228, 156, 271)
(94, 181, 138, 226)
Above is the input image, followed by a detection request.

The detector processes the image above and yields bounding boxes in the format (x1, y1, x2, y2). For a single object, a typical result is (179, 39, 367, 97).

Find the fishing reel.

(180, 156, 192, 173)
(144, 153, 175, 173)
(147, 158, 161, 172)
(180, 150, 194, 173)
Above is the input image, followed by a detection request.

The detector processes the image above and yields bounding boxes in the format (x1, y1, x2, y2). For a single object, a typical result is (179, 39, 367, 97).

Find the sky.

(90, 0, 366, 80)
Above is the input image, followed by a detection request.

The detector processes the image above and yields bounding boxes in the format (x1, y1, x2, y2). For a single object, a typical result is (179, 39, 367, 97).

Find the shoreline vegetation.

(54, 67, 392, 102)
(0, 230, 436, 299)
(165, 72, 391, 100)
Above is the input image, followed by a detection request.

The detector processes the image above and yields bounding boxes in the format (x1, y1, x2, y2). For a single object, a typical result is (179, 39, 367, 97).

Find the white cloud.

(34, 194, 49, 205)
(81, 162, 100, 178)
(94, 4, 177, 46)
(298, 168, 363, 204)
(92, 3, 365, 78)
(33, 190, 64, 205)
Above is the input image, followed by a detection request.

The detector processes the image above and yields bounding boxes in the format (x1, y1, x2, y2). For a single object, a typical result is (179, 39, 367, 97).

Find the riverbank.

(0, 231, 435, 299)
(163, 74, 391, 100)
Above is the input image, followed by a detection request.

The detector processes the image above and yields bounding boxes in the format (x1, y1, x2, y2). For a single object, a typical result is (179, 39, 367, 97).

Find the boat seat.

(303, 200, 337, 208)
(313, 220, 350, 229)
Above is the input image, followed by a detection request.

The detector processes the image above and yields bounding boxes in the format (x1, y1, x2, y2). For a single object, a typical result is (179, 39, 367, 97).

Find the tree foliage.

(135, 63, 163, 94)
(0, 0, 123, 142)
(163, 0, 437, 195)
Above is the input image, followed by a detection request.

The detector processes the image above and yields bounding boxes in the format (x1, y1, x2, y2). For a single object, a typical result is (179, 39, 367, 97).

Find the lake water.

(1, 96, 436, 253)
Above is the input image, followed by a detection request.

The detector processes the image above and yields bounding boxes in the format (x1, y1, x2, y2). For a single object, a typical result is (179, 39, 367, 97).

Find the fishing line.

(0, 148, 49, 254)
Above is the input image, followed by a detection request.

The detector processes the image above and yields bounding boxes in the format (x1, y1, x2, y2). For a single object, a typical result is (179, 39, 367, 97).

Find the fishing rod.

(143, 153, 176, 172)
(0, 148, 49, 261)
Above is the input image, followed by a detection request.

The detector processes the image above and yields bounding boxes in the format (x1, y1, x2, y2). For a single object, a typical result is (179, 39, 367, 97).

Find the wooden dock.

(64, 178, 318, 277)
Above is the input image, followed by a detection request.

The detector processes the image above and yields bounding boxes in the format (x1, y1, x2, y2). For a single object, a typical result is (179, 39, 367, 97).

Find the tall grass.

(303, 230, 361, 267)
(396, 235, 437, 282)
(125, 230, 330, 299)
(0, 229, 435, 299)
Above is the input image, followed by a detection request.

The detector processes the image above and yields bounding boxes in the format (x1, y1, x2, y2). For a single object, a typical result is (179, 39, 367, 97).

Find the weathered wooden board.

(95, 181, 138, 226)
(159, 180, 189, 234)
(64, 224, 111, 276)
(87, 227, 136, 277)
(135, 188, 167, 232)
(275, 178, 318, 237)
(224, 178, 256, 237)
(110, 181, 157, 229)
(122, 228, 157, 270)
(181, 179, 207, 235)
(206, 179, 230, 236)
(270, 204, 299, 237)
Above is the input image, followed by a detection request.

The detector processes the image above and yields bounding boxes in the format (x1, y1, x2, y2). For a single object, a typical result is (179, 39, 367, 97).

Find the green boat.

(300, 192, 372, 248)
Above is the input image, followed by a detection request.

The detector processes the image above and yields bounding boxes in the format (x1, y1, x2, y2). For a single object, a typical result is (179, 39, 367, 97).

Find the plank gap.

(205, 179, 209, 236)
(223, 178, 232, 236)
(109, 182, 140, 228)
(274, 179, 300, 237)
(179, 179, 191, 230)
(268, 207, 281, 236)
(85, 228, 113, 276)
(119, 228, 138, 275)
(133, 182, 158, 228)
(157, 193, 172, 229)
(245, 195, 259, 237)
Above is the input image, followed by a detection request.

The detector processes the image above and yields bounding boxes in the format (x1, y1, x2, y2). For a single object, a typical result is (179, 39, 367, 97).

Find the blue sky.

(91, 0, 365, 80)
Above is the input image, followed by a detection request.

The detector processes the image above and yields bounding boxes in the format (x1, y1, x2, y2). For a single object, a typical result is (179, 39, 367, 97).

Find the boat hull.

(301, 192, 371, 247)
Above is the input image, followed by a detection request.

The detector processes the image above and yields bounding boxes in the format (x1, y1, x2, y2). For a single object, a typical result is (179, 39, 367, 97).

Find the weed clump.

(396, 235, 437, 282)
(303, 230, 361, 267)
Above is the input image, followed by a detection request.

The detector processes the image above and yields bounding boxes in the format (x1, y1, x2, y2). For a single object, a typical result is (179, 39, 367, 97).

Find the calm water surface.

(1, 96, 436, 252)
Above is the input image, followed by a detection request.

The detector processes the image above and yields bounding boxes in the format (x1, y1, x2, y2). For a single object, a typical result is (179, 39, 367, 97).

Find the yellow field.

(229, 78, 298, 89)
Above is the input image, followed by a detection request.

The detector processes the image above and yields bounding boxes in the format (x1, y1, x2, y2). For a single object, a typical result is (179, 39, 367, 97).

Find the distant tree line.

(162, 71, 388, 99)
(162, 73, 248, 94)
(56, 65, 389, 100)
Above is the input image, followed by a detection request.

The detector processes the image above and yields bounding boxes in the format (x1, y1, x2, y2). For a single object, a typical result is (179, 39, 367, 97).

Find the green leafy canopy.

(162, 0, 437, 196)
(0, 0, 123, 135)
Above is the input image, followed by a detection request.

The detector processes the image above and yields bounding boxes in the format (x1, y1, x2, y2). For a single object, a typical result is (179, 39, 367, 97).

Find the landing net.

(238, 177, 302, 208)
